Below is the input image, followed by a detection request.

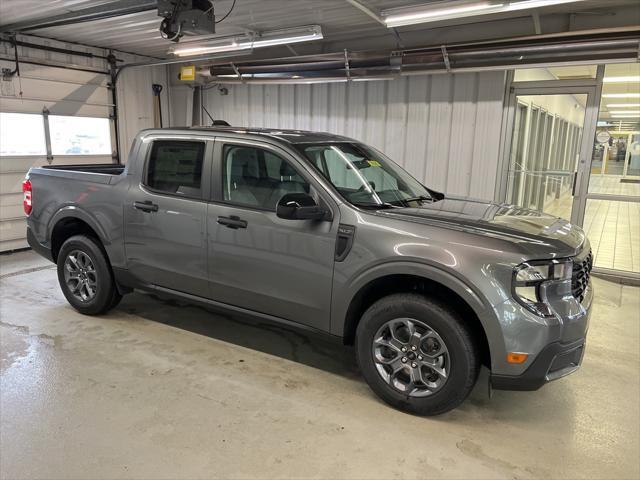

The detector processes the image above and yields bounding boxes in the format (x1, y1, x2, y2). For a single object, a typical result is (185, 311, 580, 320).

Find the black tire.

(56, 234, 119, 315)
(355, 293, 479, 416)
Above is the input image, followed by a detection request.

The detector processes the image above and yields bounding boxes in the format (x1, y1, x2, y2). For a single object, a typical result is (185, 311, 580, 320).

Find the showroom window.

(0, 112, 47, 156)
(145, 140, 205, 197)
(49, 115, 112, 156)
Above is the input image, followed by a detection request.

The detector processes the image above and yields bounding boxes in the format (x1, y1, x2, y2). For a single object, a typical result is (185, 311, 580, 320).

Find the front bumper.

(490, 338, 586, 391)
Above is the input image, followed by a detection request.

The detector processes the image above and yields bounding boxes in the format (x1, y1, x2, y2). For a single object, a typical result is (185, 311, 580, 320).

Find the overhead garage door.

(0, 58, 115, 252)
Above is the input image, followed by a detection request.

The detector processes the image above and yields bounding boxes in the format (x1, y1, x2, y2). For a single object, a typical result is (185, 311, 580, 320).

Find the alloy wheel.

(372, 318, 450, 397)
(63, 250, 98, 302)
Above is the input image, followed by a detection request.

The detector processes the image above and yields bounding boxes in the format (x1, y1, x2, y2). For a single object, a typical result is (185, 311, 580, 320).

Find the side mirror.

(276, 193, 327, 220)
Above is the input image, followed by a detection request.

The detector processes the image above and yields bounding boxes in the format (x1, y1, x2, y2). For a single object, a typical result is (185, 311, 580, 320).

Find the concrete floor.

(1, 250, 639, 480)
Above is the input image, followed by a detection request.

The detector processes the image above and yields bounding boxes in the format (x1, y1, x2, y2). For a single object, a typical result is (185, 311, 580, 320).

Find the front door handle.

(217, 215, 247, 229)
(134, 200, 159, 212)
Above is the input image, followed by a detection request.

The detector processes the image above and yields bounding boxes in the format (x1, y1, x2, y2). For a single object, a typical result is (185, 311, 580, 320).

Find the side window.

(222, 144, 309, 211)
(146, 141, 205, 197)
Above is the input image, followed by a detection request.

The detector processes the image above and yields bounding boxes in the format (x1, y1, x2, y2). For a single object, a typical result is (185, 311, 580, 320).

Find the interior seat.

(227, 148, 259, 206)
(266, 162, 307, 209)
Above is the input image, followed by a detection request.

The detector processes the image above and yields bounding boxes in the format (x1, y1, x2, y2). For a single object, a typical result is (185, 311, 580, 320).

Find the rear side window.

(146, 141, 205, 197)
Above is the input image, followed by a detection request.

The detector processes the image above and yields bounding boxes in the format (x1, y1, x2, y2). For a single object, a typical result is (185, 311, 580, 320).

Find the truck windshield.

(297, 143, 433, 208)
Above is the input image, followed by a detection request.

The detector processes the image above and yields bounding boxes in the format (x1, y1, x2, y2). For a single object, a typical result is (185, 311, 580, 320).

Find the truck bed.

(42, 164, 126, 175)
(30, 163, 126, 185)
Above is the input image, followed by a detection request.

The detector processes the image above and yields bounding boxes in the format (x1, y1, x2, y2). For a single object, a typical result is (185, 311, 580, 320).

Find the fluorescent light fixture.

(609, 110, 640, 115)
(383, 2, 499, 27)
(382, 0, 587, 27)
(171, 25, 323, 57)
(597, 122, 636, 127)
(173, 41, 241, 56)
(602, 93, 640, 98)
(603, 76, 640, 83)
(504, 0, 588, 11)
(351, 76, 395, 82)
(606, 104, 640, 108)
(611, 115, 640, 119)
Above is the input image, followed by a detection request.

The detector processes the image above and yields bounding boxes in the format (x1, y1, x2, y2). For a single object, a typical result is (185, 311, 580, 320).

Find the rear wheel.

(57, 235, 120, 315)
(356, 293, 479, 415)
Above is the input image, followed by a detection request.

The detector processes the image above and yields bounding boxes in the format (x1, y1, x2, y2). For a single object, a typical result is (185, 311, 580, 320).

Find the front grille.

(572, 250, 593, 303)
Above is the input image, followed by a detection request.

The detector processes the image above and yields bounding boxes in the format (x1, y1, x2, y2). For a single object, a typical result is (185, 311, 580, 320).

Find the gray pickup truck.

(25, 127, 593, 415)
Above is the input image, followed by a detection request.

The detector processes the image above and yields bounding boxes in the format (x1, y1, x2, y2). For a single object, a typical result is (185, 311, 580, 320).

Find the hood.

(375, 196, 586, 257)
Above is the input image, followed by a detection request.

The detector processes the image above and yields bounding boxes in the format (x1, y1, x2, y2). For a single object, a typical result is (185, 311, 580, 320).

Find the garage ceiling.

(0, 0, 412, 58)
(1, 0, 639, 59)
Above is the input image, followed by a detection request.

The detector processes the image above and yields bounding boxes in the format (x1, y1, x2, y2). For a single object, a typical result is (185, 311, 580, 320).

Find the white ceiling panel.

(1, 0, 638, 58)
(0, 1, 412, 57)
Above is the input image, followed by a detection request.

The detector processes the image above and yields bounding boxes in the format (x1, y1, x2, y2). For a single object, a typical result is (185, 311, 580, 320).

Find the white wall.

(199, 71, 507, 200)
(168, 85, 193, 127)
(116, 63, 171, 162)
(0, 37, 170, 251)
(513, 68, 586, 125)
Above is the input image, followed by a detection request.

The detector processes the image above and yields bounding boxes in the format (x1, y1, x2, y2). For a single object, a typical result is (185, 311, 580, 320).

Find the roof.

(160, 126, 357, 145)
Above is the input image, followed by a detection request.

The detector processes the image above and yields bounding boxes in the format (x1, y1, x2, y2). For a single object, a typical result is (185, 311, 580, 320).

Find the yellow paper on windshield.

(367, 160, 382, 167)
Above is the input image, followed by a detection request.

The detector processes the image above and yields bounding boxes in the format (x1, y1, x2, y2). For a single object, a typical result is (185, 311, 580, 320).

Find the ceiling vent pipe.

(202, 28, 639, 83)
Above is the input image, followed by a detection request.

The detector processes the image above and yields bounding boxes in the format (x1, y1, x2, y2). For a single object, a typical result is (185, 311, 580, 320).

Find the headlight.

(513, 259, 573, 317)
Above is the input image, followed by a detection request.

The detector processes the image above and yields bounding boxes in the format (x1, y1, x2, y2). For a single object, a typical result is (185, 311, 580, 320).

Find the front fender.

(330, 260, 507, 369)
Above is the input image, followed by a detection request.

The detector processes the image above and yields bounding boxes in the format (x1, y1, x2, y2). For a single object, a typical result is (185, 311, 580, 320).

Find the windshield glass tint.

(297, 143, 430, 207)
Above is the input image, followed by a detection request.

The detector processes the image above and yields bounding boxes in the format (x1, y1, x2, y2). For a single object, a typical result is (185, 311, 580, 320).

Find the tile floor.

(543, 174, 639, 273)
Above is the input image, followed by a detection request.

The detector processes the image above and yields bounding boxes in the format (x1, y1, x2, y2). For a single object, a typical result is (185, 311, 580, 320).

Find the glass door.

(581, 63, 640, 277)
(503, 64, 639, 280)
(504, 87, 597, 224)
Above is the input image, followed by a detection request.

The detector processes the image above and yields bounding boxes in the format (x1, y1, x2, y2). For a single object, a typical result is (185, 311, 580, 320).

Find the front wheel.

(355, 293, 479, 416)
(57, 235, 121, 315)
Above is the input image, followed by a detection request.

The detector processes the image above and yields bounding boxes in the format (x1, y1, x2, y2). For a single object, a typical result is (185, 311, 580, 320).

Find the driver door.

(206, 139, 340, 331)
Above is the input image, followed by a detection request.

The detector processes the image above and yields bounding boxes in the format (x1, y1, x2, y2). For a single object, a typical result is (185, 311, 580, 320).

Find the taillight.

(22, 179, 32, 215)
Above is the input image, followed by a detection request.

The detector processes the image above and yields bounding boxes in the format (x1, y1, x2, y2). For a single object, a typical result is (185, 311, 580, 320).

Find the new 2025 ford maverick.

(25, 127, 593, 415)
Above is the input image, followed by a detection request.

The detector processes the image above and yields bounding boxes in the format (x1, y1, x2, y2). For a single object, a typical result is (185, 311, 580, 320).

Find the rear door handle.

(134, 200, 159, 212)
(217, 215, 247, 229)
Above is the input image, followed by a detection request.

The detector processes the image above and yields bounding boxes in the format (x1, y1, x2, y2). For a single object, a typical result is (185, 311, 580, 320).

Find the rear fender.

(47, 205, 111, 247)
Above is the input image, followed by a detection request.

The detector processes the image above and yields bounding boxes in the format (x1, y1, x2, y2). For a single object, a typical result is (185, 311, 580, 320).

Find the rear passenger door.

(206, 138, 339, 331)
(124, 136, 212, 297)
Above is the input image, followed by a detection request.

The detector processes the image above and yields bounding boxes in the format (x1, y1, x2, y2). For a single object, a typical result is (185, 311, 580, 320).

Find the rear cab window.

(145, 140, 205, 198)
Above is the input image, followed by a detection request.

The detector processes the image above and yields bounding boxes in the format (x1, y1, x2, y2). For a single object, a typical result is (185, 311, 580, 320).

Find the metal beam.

(0, 0, 158, 33)
(344, 0, 385, 25)
(532, 12, 542, 35)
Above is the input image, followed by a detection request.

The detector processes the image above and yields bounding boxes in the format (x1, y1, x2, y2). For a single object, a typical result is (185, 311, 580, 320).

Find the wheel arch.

(49, 211, 108, 263)
(339, 268, 495, 369)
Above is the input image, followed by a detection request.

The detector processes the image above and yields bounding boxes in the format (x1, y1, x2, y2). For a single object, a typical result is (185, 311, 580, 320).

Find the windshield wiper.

(400, 195, 432, 204)
(351, 202, 397, 210)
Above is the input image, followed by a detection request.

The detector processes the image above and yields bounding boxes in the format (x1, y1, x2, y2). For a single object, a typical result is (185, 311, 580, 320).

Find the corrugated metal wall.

(202, 71, 507, 200)
(117, 64, 171, 162)
(0, 38, 169, 251)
